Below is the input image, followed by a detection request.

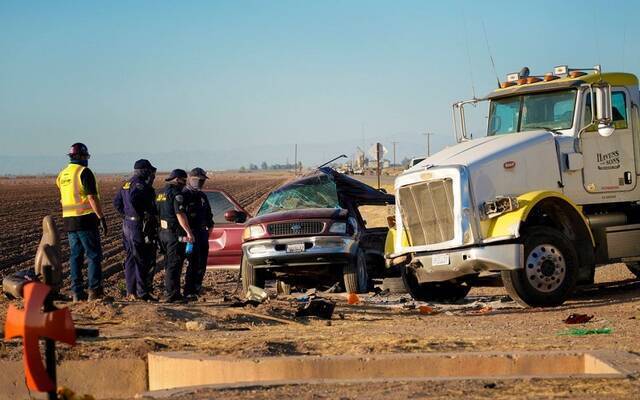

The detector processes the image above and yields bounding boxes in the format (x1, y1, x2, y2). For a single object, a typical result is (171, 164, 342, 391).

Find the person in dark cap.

(113, 159, 158, 301)
(156, 168, 194, 302)
(183, 168, 214, 300)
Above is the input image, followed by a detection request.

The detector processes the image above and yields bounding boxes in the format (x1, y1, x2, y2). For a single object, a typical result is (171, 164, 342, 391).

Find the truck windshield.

(488, 90, 576, 135)
(257, 174, 341, 215)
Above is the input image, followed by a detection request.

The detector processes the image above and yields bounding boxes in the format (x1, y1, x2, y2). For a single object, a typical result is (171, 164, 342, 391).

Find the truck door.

(581, 88, 637, 193)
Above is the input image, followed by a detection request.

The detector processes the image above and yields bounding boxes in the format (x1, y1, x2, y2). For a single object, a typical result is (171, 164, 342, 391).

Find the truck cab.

(388, 66, 640, 307)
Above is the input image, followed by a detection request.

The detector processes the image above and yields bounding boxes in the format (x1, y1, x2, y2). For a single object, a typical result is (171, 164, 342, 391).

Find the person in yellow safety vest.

(56, 143, 108, 302)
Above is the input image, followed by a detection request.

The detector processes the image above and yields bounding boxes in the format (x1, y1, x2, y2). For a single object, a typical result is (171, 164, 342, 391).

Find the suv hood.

(247, 208, 349, 225)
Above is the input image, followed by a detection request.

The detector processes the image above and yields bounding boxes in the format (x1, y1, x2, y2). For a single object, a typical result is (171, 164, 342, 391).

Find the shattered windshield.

(488, 90, 576, 135)
(256, 174, 341, 215)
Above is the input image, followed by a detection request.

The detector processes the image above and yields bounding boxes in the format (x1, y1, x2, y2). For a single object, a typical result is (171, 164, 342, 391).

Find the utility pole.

(391, 141, 399, 167)
(294, 144, 298, 175)
(422, 132, 434, 156)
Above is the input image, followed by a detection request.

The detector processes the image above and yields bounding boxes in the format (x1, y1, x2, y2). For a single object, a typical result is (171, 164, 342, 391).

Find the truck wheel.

(276, 280, 291, 295)
(401, 266, 471, 302)
(502, 226, 578, 307)
(626, 263, 640, 279)
(343, 248, 368, 293)
(241, 256, 265, 294)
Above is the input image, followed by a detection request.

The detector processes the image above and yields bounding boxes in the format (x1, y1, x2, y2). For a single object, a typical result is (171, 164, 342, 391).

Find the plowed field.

(0, 172, 290, 281)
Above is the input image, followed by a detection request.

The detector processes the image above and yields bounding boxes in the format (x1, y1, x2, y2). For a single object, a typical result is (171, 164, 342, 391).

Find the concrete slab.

(0, 358, 146, 400)
(146, 350, 631, 393)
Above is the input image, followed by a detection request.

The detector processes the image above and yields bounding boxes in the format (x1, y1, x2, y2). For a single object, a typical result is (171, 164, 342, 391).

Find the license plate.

(432, 254, 450, 266)
(286, 243, 306, 253)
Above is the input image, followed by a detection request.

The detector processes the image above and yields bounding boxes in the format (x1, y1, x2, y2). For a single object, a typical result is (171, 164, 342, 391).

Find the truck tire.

(241, 256, 265, 295)
(502, 226, 578, 307)
(401, 266, 470, 302)
(626, 263, 640, 279)
(276, 280, 291, 295)
(343, 248, 368, 293)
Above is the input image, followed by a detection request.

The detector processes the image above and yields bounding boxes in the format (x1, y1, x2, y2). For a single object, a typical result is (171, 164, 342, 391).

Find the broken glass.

(257, 174, 341, 215)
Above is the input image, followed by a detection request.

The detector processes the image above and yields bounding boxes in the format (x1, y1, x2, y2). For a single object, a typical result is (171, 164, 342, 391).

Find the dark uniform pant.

(122, 219, 150, 297)
(159, 228, 186, 299)
(184, 229, 209, 296)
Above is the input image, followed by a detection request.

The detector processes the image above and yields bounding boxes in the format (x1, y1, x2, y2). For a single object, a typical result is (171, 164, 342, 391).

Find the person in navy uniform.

(113, 159, 158, 301)
(157, 169, 194, 302)
(183, 168, 214, 300)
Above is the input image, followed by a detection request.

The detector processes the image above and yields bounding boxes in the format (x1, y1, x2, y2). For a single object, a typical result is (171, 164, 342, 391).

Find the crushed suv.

(236, 167, 394, 294)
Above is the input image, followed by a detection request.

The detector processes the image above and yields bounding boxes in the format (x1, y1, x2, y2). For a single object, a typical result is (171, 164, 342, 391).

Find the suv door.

(205, 189, 250, 268)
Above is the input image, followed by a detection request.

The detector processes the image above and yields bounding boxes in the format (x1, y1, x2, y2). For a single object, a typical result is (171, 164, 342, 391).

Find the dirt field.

(1, 173, 640, 399)
(0, 171, 290, 277)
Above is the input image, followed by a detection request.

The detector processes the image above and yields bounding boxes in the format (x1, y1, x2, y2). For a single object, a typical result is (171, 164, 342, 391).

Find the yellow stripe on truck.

(483, 190, 595, 245)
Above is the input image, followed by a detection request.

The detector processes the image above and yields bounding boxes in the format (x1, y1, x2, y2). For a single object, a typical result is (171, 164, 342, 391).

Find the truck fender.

(486, 190, 596, 283)
(485, 190, 595, 246)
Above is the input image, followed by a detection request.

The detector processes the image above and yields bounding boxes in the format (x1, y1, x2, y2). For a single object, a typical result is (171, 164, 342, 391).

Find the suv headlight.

(329, 222, 347, 234)
(242, 225, 266, 240)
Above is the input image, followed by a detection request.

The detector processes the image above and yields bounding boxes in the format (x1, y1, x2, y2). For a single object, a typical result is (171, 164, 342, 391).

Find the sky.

(1, 0, 640, 173)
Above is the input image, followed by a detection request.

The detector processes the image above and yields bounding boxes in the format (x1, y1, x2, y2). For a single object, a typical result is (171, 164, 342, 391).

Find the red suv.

(230, 168, 394, 294)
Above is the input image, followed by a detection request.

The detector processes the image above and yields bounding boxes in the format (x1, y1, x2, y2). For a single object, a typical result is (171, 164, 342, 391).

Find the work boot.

(138, 293, 159, 303)
(125, 294, 138, 302)
(72, 291, 87, 303)
(161, 294, 185, 304)
(88, 287, 104, 301)
(184, 293, 198, 302)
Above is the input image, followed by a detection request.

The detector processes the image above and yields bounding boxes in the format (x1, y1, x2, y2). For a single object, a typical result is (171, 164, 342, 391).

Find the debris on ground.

(557, 327, 613, 336)
(470, 306, 493, 315)
(347, 293, 360, 305)
(295, 298, 336, 320)
(563, 313, 594, 324)
(246, 285, 268, 303)
(185, 320, 216, 331)
(418, 305, 439, 315)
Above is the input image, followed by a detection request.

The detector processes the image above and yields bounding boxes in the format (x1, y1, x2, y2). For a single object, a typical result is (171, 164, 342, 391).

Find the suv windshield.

(488, 90, 576, 135)
(257, 174, 341, 215)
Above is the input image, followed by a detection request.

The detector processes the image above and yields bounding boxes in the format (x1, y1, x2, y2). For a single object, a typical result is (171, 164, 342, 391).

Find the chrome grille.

(267, 221, 324, 236)
(398, 179, 455, 246)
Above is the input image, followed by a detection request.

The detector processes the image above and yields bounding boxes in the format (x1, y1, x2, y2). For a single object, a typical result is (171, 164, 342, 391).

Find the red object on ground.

(4, 282, 76, 392)
(347, 293, 360, 305)
(564, 313, 594, 324)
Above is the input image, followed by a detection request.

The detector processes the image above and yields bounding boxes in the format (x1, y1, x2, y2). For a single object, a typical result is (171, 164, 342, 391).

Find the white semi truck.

(387, 65, 640, 307)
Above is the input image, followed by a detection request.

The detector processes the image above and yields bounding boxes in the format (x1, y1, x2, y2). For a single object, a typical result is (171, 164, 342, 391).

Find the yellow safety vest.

(56, 163, 99, 218)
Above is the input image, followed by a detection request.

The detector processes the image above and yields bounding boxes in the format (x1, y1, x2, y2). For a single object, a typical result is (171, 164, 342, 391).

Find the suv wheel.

(241, 256, 265, 295)
(343, 248, 368, 293)
(401, 266, 470, 302)
(502, 226, 578, 307)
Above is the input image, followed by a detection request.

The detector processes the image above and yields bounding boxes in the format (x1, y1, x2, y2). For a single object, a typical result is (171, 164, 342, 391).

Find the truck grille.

(267, 221, 325, 236)
(398, 179, 455, 246)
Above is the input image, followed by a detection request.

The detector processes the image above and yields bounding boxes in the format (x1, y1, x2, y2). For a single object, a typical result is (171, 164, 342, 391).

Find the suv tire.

(241, 256, 265, 295)
(343, 248, 368, 293)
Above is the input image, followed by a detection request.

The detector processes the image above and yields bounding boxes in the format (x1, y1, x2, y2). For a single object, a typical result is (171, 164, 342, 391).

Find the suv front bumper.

(404, 243, 523, 282)
(243, 236, 357, 268)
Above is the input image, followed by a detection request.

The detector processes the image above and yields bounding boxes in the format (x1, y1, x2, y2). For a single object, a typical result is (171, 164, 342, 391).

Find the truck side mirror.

(592, 83, 615, 137)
